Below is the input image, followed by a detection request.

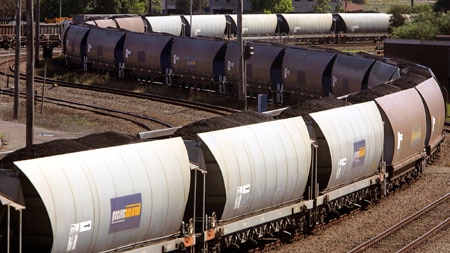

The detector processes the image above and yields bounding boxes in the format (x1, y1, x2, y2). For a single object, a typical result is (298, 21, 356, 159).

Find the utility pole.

(14, 0, 21, 119)
(237, 0, 247, 111)
(26, 0, 35, 146)
(35, 0, 40, 67)
(149, 0, 152, 14)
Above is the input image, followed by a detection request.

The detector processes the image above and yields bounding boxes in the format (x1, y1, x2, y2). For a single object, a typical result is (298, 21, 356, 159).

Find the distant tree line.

(389, 1, 450, 40)
(0, 0, 161, 22)
(1, 0, 449, 40)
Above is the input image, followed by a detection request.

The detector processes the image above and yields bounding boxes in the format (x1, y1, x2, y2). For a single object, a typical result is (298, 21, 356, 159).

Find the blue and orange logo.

(109, 193, 142, 233)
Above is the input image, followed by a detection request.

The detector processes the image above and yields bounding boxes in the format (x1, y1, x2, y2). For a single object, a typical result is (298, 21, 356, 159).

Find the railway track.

(348, 192, 450, 253)
(29, 74, 241, 116)
(1, 57, 176, 130)
(0, 88, 173, 130)
(1, 55, 240, 132)
(2, 54, 240, 117)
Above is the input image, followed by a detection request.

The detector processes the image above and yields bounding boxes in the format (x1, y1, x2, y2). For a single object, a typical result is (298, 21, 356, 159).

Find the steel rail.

(348, 192, 450, 253)
(396, 217, 450, 253)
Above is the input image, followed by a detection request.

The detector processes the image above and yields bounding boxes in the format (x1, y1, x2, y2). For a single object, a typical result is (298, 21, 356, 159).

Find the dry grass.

(365, 0, 436, 12)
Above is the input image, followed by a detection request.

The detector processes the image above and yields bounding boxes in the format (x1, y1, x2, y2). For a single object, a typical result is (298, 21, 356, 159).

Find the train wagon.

(224, 42, 284, 97)
(331, 54, 376, 97)
(183, 14, 227, 37)
(114, 16, 146, 33)
(374, 88, 427, 183)
(122, 32, 173, 80)
(64, 25, 91, 69)
(309, 101, 384, 192)
(85, 27, 126, 72)
(227, 14, 278, 36)
(366, 61, 401, 89)
(13, 138, 192, 252)
(170, 37, 227, 89)
(281, 47, 336, 99)
(144, 15, 185, 36)
(414, 78, 446, 160)
(190, 117, 312, 231)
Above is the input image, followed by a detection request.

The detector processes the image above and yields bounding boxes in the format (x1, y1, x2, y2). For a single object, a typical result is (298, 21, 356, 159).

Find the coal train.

(1, 12, 390, 51)
(74, 12, 390, 43)
(0, 58, 446, 252)
(62, 18, 398, 103)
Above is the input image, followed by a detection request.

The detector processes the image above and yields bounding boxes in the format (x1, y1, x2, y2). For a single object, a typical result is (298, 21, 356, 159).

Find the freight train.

(62, 20, 398, 103)
(74, 12, 390, 43)
(1, 12, 390, 50)
(0, 22, 62, 49)
(0, 12, 390, 51)
(0, 58, 446, 252)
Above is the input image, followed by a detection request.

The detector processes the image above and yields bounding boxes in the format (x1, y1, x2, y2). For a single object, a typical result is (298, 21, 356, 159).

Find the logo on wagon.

(352, 139, 366, 168)
(109, 193, 142, 233)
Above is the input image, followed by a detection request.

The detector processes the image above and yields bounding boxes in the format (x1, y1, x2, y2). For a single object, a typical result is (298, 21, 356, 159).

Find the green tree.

(387, 5, 410, 29)
(314, 0, 333, 13)
(0, 0, 17, 23)
(148, 0, 162, 14)
(129, 1, 146, 14)
(250, 0, 293, 14)
(389, 4, 449, 39)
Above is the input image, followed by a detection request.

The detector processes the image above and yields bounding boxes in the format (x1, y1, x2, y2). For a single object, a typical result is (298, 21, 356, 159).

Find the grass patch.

(36, 113, 100, 130)
(364, 0, 436, 12)
(61, 114, 99, 127)
(36, 57, 113, 86)
(0, 133, 9, 145)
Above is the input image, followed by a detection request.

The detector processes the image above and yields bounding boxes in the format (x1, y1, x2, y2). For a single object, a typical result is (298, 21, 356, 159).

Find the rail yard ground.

(1, 46, 449, 251)
(1, 79, 450, 252)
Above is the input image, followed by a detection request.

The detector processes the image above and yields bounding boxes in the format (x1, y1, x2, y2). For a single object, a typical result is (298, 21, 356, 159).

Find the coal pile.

(173, 111, 273, 140)
(347, 84, 401, 104)
(0, 132, 137, 171)
(278, 97, 351, 120)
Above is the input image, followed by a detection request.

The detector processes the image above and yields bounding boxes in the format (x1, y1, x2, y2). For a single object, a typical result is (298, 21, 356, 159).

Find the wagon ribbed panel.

(15, 138, 190, 253)
(123, 32, 172, 71)
(171, 38, 226, 79)
(375, 88, 427, 168)
(332, 55, 375, 96)
(198, 117, 312, 221)
(282, 48, 336, 94)
(225, 43, 284, 85)
(415, 78, 446, 147)
(114, 16, 145, 32)
(367, 61, 401, 88)
(86, 29, 125, 64)
(0, 24, 15, 35)
(280, 13, 333, 34)
(40, 23, 62, 35)
(337, 13, 390, 33)
(185, 15, 227, 37)
(94, 19, 117, 28)
(65, 25, 90, 59)
(310, 101, 384, 190)
(229, 14, 278, 35)
(145, 16, 183, 36)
